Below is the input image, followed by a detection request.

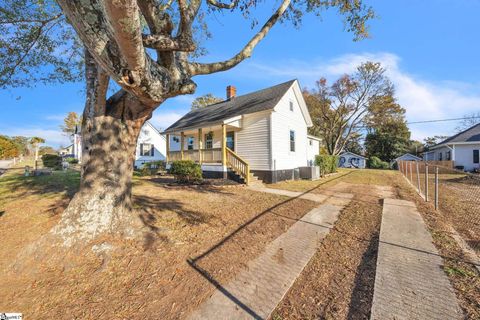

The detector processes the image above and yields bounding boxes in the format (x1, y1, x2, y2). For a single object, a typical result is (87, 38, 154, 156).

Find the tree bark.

(51, 52, 158, 246)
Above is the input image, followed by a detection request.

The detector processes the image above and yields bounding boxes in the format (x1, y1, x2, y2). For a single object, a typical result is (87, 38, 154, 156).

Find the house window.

(438, 152, 442, 161)
(446, 151, 451, 161)
(290, 130, 295, 152)
(205, 131, 213, 149)
(474, 150, 479, 164)
(226, 131, 235, 151)
(173, 136, 179, 143)
(289, 101, 294, 112)
(187, 137, 194, 150)
(140, 143, 154, 156)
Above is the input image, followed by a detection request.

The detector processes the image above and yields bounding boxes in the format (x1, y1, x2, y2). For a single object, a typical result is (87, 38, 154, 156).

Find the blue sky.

(1, 0, 480, 147)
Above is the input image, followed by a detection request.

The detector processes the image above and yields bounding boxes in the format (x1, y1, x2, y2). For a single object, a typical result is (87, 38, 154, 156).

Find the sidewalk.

(188, 188, 353, 319)
(371, 198, 463, 320)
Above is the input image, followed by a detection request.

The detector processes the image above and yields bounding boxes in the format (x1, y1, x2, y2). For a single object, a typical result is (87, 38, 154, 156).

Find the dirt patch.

(0, 172, 317, 319)
(272, 182, 385, 320)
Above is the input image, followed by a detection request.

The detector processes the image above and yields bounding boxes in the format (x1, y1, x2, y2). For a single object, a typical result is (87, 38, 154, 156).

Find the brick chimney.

(226, 85, 236, 100)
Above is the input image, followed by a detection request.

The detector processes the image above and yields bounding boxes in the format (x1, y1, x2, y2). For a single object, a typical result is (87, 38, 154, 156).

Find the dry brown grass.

(0, 167, 317, 319)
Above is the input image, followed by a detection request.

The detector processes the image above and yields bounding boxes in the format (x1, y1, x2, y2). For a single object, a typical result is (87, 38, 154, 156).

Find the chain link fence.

(398, 160, 480, 254)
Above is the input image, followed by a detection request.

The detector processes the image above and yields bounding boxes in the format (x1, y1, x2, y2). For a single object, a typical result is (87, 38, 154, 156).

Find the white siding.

(270, 87, 311, 170)
(306, 138, 320, 166)
(236, 111, 271, 170)
(453, 144, 480, 171)
(135, 122, 167, 167)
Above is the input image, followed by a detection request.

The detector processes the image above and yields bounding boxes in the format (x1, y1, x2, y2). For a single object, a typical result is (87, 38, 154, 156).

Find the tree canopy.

(191, 93, 222, 110)
(305, 62, 393, 155)
(60, 111, 82, 139)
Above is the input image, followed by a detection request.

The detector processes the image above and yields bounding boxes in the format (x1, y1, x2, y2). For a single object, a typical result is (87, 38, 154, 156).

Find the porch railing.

(169, 148, 222, 163)
(226, 147, 250, 184)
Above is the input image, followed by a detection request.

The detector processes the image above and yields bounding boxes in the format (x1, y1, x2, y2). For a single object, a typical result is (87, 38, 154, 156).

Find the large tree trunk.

(51, 52, 159, 247)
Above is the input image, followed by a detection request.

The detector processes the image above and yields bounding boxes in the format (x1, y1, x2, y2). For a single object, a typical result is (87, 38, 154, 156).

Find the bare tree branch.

(188, 0, 291, 76)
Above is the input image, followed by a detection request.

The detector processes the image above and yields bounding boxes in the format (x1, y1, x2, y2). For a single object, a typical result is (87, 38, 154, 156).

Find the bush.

(64, 157, 79, 164)
(41, 154, 62, 170)
(169, 160, 202, 183)
(315, 154, 339, 176)
(368, 156, 390, 169)
(139, 160, 166, 176)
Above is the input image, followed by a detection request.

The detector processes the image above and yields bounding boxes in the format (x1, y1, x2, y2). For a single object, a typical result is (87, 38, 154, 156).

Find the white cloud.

(238, 53, 480, 141)
(44, 114, 66, 121)
(150, 111, 185, 131)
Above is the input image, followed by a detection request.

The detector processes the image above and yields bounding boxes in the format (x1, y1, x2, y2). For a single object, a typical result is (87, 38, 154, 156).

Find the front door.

(226, 131, 235, 151)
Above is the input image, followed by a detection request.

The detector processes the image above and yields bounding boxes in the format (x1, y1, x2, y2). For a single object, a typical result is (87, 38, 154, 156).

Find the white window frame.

(187, 136, 194, 150)
(289, 130, 296, 152)
(140, 143, 154, 156)
(205, 131, 214, 149)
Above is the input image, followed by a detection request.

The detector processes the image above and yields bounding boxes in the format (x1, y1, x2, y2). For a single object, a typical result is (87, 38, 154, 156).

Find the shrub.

(315, 154, 339, 176)
(64, 157, 79, 164)
(41, 154, 62, 170)
(139, 160, 166, 176)
(368, 156, 390, 169)
(169, 160, 202, 183)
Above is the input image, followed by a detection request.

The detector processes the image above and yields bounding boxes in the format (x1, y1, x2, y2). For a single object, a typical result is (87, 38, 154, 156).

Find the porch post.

(180, 132, 185, 160)
(221, 124, 227, 166)
(198, 128, 203, 164)
(166, 133, 170, 163)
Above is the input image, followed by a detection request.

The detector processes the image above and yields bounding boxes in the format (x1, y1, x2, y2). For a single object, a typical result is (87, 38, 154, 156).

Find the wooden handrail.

(226, 147, 250, 184)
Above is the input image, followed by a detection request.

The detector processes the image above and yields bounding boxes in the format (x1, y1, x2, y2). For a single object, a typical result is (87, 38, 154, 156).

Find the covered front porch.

(165, 120, 250, 184)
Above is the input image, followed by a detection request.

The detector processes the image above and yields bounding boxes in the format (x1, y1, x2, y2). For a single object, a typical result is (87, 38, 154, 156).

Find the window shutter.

(151, 144, 155, 156)
(140, 144, 144, 156)
(474, 150, 479, 164)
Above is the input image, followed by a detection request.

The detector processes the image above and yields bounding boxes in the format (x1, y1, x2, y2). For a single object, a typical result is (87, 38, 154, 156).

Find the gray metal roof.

(164, 80, 296, 133)
(434, 123, 480, 147)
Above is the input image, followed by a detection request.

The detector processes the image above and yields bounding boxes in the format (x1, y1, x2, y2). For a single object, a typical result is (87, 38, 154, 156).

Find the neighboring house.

(134, 121, 167, 168)
(163, 80, 322, 183)
(394, 153, 422, 162)
(59, 144, 74, 156)
(422, 123, 480, 171)
(338, 151, 366, 169)
(71, 121, 167, 168)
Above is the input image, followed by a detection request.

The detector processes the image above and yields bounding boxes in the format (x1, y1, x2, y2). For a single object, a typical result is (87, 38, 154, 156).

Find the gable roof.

(432, 123, 480, 148)
(143, 121, 166, 140)
(395, 153, 422, 161)
(340, 151, 367, 159)
(164, 80, 296, 133)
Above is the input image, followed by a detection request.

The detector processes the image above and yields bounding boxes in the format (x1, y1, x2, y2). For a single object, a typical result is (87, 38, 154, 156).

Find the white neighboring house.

(59, 144, 74, 156)
(423, 123, 480, 171)
(70, 121, 167, 168)
(164, 80, 322, 183)
(338, 151, 367, 169)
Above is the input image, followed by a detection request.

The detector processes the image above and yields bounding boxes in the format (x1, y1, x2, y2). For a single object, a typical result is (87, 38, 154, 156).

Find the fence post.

(434, 166, 439, 210)
(425, 164, 429, 201)
(416, 161, 421, 192)
(409, 161, 413, 182)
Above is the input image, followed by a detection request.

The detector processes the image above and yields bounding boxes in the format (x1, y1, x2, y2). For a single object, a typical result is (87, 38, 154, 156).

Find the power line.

(407, 116, 480, 125)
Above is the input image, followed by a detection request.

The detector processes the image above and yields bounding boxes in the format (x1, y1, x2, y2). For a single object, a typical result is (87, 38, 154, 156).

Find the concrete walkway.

(189, 190, 353, 320)
(371, 198, 463, 320)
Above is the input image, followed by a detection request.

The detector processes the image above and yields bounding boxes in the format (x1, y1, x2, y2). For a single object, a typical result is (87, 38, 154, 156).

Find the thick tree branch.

(104, 0, 145, 85)
(206, 0, 239, 9)
(142, 34, 195, 51)
(188, 0, 290, 76)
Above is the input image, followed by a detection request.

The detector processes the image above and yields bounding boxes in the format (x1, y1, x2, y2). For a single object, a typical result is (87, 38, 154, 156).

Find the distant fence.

(398, 160, 479, 254)
(424, 160, 454, 169)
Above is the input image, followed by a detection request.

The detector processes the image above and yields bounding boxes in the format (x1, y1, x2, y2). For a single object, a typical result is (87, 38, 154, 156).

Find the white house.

(338, 151, 366, 169)
(70, 121, 167, 168)
(163, 80, 322, 183)
(59, 144, 74, 156)
(423, 123, 480, 171)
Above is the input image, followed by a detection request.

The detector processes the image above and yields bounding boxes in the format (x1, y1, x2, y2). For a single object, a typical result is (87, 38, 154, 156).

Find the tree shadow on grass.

(134, 194, 212, 250)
